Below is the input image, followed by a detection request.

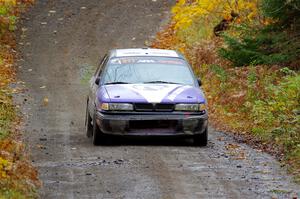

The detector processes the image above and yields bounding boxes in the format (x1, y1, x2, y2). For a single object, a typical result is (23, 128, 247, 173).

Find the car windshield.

(102, 57, 196, 86)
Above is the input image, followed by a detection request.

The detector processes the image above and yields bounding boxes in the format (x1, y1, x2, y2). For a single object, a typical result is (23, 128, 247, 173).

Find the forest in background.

(152, 0, 300, 182)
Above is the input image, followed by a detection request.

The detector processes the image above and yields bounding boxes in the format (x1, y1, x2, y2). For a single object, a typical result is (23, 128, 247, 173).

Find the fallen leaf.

(0, 99, 9, 104)
(144, 40, 150, 46)
(43, 97, 49, 106)
(36, 144, 45, 149)
(225, 143, 240, 150)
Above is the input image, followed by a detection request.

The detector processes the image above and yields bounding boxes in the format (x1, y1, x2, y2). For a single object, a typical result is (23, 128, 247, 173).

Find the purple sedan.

(85, 48, 208, 146)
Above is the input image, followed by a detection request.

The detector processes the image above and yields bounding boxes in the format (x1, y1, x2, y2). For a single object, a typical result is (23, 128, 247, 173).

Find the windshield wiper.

(104, 82, 130, 85)
(143, 81, 180, 84)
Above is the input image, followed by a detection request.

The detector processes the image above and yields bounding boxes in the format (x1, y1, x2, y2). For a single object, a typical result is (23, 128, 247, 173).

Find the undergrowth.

(152, 0, 300, 183)
(0, 0, 39, 198)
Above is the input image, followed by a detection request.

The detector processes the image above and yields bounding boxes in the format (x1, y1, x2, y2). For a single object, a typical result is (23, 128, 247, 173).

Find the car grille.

(129, 120, 177, 129)
(134, 103, 174, 112)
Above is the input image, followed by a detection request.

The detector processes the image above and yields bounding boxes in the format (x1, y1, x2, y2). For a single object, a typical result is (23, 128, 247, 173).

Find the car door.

(88, 54, 108, 113)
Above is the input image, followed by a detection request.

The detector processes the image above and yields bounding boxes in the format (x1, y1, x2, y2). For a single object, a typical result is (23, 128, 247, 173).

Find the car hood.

(98, 84, 206, 104)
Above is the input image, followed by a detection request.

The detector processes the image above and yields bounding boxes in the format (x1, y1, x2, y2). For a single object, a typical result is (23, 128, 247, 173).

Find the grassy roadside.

(0, 0, 39, 198)
(152, 1, 300, 183)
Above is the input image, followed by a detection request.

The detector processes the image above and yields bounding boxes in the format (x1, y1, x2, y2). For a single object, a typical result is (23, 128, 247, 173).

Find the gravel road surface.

(16, 0, 299, 198)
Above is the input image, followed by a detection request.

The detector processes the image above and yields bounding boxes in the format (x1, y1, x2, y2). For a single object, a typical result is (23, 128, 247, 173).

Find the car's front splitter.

(95, 111, 208, 136)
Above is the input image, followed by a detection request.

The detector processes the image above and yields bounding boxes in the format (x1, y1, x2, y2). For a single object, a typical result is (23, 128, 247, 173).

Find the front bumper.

(95, 111, 208, 136)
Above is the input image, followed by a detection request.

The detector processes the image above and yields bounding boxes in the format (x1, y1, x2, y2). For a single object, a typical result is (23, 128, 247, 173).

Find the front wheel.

(193, 127, 208, 146)
(85, 104, 93, 138)
(92, 113, 105, 145)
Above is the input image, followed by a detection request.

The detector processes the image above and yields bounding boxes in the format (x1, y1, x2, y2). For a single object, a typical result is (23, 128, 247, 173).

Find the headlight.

(175, 103, 206, 112)
(100, 103, 133, 111)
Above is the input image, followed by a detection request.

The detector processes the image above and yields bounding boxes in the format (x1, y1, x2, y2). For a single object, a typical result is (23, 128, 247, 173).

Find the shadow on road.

(92, 136, 210, 147)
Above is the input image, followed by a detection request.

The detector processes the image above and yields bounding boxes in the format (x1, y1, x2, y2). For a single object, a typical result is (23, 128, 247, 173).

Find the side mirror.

(95, 77, 101, 85)
(197, 79, 202, 86)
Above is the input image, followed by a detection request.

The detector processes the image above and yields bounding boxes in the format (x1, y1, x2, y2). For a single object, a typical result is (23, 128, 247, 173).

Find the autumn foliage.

(0, 0, 39, 198)
(153, 0, 300, 182)
(172, 0, 260, 29)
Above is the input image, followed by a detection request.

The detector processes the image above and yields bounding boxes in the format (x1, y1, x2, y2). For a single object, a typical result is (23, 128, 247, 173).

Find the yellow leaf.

(43, 97, 49, 106)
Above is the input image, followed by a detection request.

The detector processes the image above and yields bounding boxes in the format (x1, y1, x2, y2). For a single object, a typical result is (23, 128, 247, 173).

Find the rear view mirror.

(197, 79, 202, 86)
(95, 77, 101, 85)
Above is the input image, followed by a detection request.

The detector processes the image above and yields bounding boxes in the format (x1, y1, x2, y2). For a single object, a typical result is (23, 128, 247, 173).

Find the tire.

(193, 127, 208, 146)
(92, 113, 105, 145)
(85, 103, 93, 138)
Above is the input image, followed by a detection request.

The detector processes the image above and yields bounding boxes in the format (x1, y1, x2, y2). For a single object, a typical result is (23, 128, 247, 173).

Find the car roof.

(109, 48, 183, 59)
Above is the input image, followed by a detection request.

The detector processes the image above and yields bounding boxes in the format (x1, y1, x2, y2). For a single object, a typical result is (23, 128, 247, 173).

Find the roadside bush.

(219, 0, 300, 67)
(0, 91, 15, 140)
(251, 72, 300, 147)
(171, 0, 260, 45)
(219, 27, 298, 66)
(153, 0, 300, 181)
(261, 0, 300, 28)
(0, 0, 39, 198)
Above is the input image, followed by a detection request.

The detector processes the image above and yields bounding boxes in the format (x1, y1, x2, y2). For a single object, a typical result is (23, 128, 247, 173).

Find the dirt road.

(16, 0, 299, 198)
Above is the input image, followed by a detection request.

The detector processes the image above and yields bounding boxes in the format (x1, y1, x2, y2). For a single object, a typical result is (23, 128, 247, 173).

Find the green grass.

(0, 92, 15, 141)
(0, 188, 27, 199)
